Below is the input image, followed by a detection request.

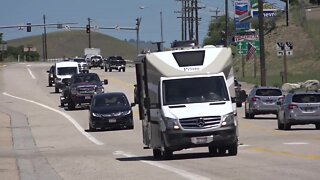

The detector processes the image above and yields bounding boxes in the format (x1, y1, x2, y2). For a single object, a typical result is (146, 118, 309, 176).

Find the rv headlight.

(95, 86, 104, 94)
(165, 117, 180, 130)
(221, 113, 235, 126)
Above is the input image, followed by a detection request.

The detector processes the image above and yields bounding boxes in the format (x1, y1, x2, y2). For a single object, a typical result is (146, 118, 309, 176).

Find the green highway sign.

(236, 40, 260, 55)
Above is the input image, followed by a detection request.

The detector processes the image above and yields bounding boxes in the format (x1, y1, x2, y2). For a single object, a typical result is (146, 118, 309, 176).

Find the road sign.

(276, 42, 285, 50)
(237, 40, 260, 55)
(277, 50, 293, 56)
(285, 42, 293, 50)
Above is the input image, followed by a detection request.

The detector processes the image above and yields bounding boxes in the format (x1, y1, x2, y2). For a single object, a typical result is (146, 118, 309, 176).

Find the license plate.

(304, 107, 314, 112)
(109, 119, 116, 123)
(191, 136, 213, 144)
(85, 96, 91, 100)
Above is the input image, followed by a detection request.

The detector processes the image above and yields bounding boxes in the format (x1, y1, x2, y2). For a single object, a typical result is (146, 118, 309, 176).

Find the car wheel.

(100, 66, 103, 69)
(208, 146, 218, 156)
(118, 69, 121, 72)
(68, 99, 75, 110)
(104, 67, 107, 72)
(60, 101, 64, 107)
(228, 142, 238, 156)
(49, 81, 52, 87)
(277, 119, 284, 130)
(109, 68, 112, 72)
(218, 147, 227, 155)
(161, 148, 173, 160)
(89, 122, 96, 132)
(55, 87, 59, 93)
(283, 120, 291, 130)
(315, 124, 320, 130)
(123, 68, 126, 72)
(153, 149, 162, 159)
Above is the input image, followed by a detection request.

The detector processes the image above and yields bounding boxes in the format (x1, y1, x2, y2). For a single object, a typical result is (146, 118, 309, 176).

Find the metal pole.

(258, 0, 267, 86)
(160, 11, 163, 43)
(242, 55, 245, 78)
(254, 54, 257, 78)
(283, 48, 288, 83)
(195, 0, 199, 45)
(286, 0, 289, 26)
(225, 0, 229, 47)
(88, 18, 91, 48)
(136, 17, 141, 55)
(43, 14, 48, 61)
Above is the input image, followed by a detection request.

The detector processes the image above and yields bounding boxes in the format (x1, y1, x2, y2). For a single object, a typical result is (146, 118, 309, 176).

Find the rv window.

(172, 51, 205, 67)
(163, 76, 229, 105)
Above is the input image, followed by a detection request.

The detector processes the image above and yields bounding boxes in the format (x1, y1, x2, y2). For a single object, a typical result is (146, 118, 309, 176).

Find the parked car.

(46, 65, 55, 87)
(245, 86, 283, 119)
(277, 91, 320, 130)
(89, 92, 135, 131)
(104, 56, 126, 72)
(73, 57, 89, 73)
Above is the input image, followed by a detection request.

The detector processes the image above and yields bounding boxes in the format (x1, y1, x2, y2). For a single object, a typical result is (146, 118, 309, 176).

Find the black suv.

(104, 56, 126, 72)
(60, 73, 108, 110)
(46, 65, 55, 87)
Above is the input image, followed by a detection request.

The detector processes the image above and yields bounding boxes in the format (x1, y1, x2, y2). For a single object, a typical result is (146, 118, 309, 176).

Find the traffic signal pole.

(88, 18, 91, 48)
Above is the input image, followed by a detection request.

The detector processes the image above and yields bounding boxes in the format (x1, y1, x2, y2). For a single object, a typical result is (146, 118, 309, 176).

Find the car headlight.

(71, 87, 77, 94)
(221, 113, 235, 126)
(92, 112, 102, 117)
(165, 117, 180, 130)
(50, 74, 53, 78)
(95, 86, 104, 93)
(120, 110, 131, 116)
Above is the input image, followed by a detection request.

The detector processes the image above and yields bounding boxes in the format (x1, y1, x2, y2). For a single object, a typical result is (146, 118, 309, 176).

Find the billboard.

(234, 0, 251, 31)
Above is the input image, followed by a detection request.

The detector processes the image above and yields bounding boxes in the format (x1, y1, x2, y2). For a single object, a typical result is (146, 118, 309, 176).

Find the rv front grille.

(179, 116, 221, 129)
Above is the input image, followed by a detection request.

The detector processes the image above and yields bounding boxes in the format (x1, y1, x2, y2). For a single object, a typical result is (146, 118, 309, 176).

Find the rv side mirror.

(130, 103, 136, 107)
(144, 98, 150, 109)
(46, 70, 50, 73)
(231, 97, 237, 103)
(103, 79, 108, 85)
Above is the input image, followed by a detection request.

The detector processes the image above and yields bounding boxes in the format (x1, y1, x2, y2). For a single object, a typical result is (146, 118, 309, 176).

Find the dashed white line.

(27, 67, 36, 79)
(113, 151, 210, 180)
(3, 92, 104, 146)
(283, 142, 309, 145)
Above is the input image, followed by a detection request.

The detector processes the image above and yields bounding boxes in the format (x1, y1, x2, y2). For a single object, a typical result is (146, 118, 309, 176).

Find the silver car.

(277, 92, 320, 130)
(245, 86, 283, 119)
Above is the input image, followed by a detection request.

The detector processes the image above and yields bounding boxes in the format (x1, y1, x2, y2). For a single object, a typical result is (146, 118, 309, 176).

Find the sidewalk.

(0, 112, 19, 180)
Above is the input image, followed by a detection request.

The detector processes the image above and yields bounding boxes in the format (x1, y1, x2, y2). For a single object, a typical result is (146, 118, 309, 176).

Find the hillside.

(234, 2, 320, 86)
(7, 30, 137, 60)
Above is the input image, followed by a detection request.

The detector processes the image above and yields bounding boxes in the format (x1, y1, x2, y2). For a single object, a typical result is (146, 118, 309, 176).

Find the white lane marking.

(26, 64, 31, 67)
(283, 142, 309, 145)
(3, 92, 104, 146)
(113, 151, 210, 180)
(27, 68, 36, 79)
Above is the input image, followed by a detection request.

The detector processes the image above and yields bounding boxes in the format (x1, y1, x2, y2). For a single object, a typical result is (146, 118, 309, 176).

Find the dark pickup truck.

(104, 56, 126, 72)
(60, 73, 108, 110)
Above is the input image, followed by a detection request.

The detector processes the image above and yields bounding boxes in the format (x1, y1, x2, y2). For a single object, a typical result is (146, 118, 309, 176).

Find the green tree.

(203, 16, 234, 46)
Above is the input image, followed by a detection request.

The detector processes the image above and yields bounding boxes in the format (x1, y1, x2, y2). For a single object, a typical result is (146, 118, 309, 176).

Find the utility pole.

(43, 14, 48, 61)
(210, 8, 221, 20)
(195, 0, 199, 45)
(225, 0, 229, 47)
(258, 0, 267, 86)
(88, 18, 92, 48)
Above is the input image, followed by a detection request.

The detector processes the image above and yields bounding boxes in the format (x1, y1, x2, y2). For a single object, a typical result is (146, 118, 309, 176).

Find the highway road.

(1, 62, 320, 180)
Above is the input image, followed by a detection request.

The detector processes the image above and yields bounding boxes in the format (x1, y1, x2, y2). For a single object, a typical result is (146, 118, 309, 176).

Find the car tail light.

(252, 97, 260, 102)
(288, 104, 298, 110)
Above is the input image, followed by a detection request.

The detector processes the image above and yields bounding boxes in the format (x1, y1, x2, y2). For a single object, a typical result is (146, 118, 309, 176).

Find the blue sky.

(0, 0, 284, 47)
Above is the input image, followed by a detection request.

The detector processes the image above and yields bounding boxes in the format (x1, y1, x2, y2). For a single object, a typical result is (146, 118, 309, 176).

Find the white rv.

(54, 61, 79, 93)
(134, 44, 238, 159)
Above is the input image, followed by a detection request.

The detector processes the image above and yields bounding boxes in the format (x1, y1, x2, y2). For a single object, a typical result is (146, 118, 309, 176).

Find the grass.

(7, 30, 138, 60)
(234, 3, 320, 86)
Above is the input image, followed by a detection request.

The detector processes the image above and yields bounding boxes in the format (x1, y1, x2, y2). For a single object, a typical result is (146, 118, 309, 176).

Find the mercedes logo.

(197, 118, 205, 127)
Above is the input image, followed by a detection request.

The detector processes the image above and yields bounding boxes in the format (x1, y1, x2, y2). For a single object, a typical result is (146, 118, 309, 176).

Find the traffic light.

(86, 25, 90, 33)
(27, 23, 31, 32)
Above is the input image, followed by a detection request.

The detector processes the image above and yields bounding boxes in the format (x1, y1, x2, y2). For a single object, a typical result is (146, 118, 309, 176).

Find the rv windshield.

(162, 76, 230, 105)
(57, 67, 78, 75)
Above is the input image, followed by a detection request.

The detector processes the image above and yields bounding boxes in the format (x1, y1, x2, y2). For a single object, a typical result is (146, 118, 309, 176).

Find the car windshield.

(163, 76, 229, 105)
(74, 74, 100, 83)
(57, 67, 78, 75)
(256, 89, 282, 96)
(94, 94, 129, 107)
(292, 94, 320, 103)
(73, 59, 85, 63)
